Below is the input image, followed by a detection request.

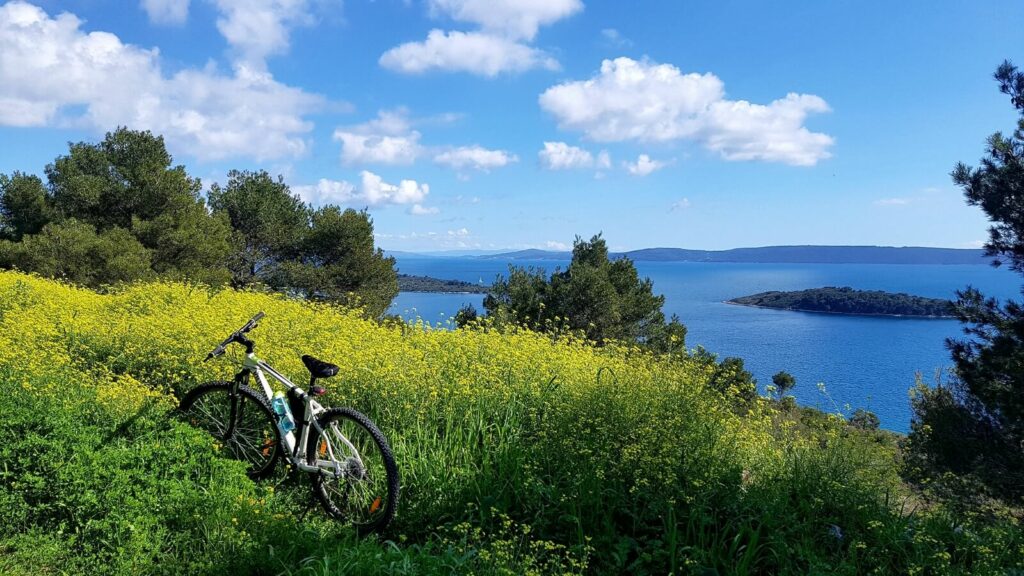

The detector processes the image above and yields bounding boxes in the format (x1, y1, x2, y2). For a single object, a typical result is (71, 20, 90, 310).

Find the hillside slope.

(0, 271, 1019, 575)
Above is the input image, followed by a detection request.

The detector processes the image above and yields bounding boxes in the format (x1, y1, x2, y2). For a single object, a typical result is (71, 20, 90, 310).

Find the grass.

(0, 270, 1021, 575)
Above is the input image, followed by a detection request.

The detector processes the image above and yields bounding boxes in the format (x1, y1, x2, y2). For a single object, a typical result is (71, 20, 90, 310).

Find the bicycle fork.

(221, 370, 248, 441)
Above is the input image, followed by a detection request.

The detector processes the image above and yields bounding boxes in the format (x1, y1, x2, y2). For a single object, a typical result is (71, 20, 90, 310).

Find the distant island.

(397, 274, 490, 294)
(478, 245, 988, 265)
(727, 287, 956, 318)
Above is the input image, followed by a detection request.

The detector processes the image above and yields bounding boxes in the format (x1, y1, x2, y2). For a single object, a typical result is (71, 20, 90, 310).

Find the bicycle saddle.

(301, 354, 339, 379)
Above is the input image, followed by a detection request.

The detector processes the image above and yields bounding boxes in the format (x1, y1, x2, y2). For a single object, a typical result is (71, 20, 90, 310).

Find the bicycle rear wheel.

(180, 382, 281, 479)
(307, 408, 399, 535)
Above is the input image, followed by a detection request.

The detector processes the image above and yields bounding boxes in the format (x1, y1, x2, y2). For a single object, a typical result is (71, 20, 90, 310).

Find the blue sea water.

(389, 257, 1022, 432)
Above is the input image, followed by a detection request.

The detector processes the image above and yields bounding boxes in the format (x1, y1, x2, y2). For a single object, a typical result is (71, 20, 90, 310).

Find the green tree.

(483, 234, 686, 349)
(906, 61, 1024, 502)
(771, 371, 796, 400)
(849, 408, 880, 431)
(709, 356, 758, 409)
(279, 206, 398, 318)
(0, 172, 50, 241)
(454, 304, 479, 328)
(0, 128, 234, 287)
(44, 127, 233, 283)
(483, 266, 552, 328)
(208, 170, 310, 287)
(0, 220, 152, 286)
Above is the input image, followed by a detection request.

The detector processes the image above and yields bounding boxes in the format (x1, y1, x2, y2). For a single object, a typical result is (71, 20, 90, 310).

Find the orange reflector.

(262, 440, 274, 457)
(369, 497, 382, 514)
(319, 441, 327, 457)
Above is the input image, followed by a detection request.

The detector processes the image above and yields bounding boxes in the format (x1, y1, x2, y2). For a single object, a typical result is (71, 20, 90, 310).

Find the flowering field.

(0, 270, 1020, 575)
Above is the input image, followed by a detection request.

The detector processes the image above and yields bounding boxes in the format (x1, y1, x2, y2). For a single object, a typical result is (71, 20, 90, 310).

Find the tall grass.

(0, 271, 1020, 575)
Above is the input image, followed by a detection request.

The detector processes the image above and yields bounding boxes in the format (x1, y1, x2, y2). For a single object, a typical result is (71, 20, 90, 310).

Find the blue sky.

(0, 0, 1021, 252)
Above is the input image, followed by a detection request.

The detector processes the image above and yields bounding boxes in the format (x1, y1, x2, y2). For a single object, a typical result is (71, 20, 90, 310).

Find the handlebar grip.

(240, 311, 265, 333)
(204, 312, 265, 361)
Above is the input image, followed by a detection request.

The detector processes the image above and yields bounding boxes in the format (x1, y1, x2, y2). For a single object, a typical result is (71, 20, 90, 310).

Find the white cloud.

(333, 109, 423, 165)
(539, 57, 834, 166)
(433, 145, 518, 172)
(294, 171, 435, 211)
(334, 133, 422, 165)
(538, 141, 610, 170)
(0, 2, 323, 161)
(360, 170, 429, 205)
(211, 0, 338, 69)
(670, 198, 691, 211)
(380, 30, 558, 77)
(381, 0, 579, 76)
(624, 154, 668, 177)
(293, 178, 356, 205)
(874, 198, 911, 206)
(409, 204, 440, 215)
(427, 0, 582, 41)
(141, 0, 190, 25)
(447, 227, 470, 237)
(545, 240, 569, 250)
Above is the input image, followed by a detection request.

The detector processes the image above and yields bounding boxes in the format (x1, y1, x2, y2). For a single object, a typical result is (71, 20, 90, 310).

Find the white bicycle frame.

(241, 352, 364, 478)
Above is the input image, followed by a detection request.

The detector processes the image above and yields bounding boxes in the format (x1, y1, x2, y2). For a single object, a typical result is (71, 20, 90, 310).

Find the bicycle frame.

(234, 352, 364, 478)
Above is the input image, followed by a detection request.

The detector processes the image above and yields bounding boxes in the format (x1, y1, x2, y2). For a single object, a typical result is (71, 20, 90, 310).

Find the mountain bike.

(179, 312, 399, 535)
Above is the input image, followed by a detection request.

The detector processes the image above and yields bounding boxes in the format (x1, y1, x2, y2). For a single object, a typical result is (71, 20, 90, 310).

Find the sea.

(389, 257, 1022, 432)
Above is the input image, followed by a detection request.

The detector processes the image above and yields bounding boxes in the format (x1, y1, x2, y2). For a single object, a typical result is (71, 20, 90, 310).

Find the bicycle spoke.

(317, 416, 390, 526)
(182, 384, 279, 478)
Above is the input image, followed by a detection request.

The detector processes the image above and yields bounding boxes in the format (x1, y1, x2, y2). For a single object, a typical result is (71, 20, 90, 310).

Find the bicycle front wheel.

(180, 382, 281, 479)
(307, 408, 399, 535)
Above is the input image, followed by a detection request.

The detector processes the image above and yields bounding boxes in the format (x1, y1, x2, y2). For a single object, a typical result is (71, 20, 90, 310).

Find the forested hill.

(727, 287, 956, 318)
(486, 245, 988, 265)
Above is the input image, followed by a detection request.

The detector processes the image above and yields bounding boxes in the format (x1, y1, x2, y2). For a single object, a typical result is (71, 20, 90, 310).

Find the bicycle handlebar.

(204, 311, 265, 361)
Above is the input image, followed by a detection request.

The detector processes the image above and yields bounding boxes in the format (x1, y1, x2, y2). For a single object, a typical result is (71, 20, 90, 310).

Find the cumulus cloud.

(211, 0, 339, 70)
(333, 109, 423, 165)
(539, 57, 834, 166)
(538, 141, 610, 170)
(380, 30, 558, 76)
(545, 240, 569, 250)
(294, 171, 435, 212)
(381, 0, 579, 76)
(0, 2, 322, 161)
(292, 178, 356, 205)
(141, 0, 190, 25)
(334, 133, 422, 165)
(433, 145, 518, 172)
(360, 170, 429, 205)
(624, 154, 668, 177)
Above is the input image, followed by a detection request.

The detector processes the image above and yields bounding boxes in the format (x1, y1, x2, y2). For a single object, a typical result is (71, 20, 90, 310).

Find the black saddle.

(301, 354, 339, 379)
